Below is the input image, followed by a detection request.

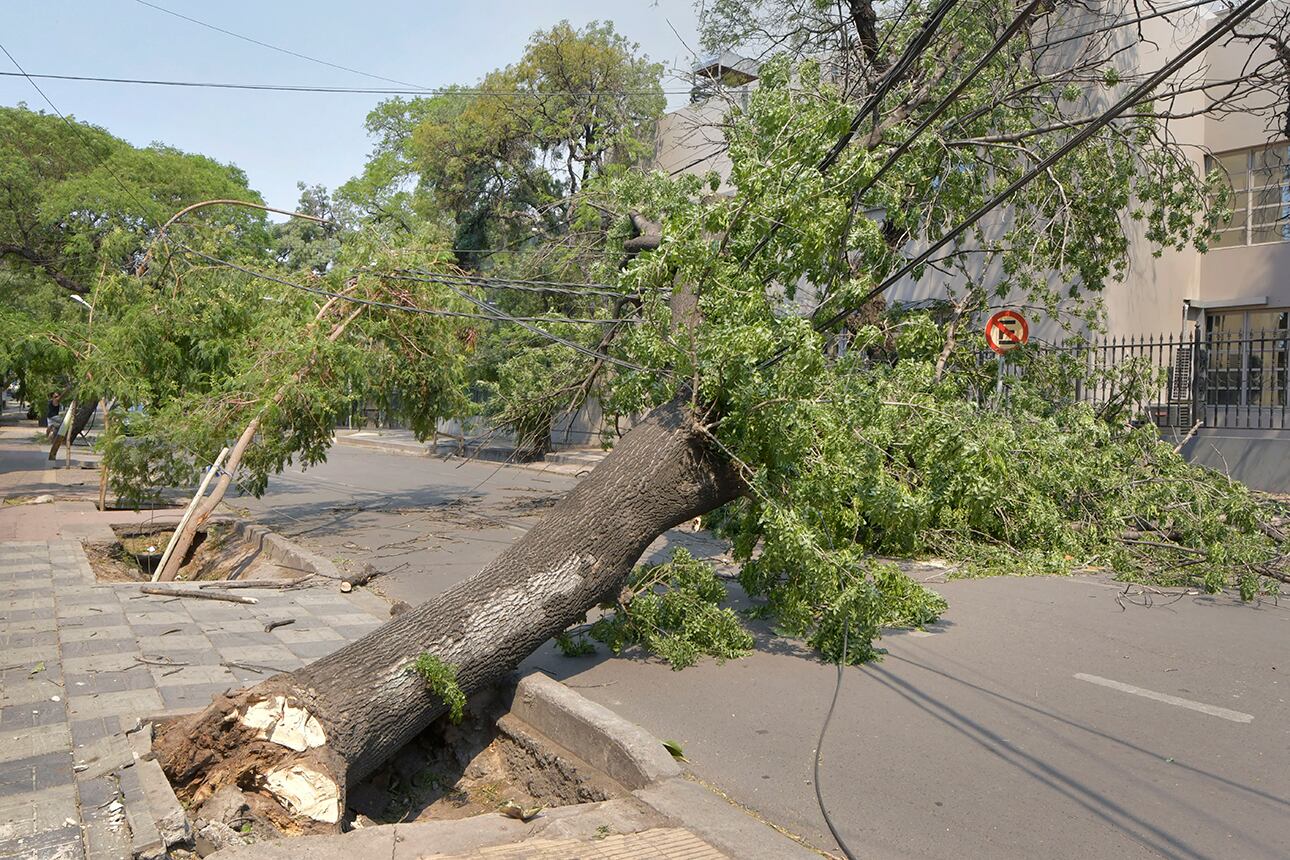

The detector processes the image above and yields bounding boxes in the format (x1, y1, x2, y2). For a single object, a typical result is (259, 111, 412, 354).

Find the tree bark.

(153, 396, 742, 825)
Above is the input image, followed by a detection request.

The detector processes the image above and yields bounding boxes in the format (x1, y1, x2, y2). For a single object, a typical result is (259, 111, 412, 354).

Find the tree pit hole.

(84, 521, 288, 582)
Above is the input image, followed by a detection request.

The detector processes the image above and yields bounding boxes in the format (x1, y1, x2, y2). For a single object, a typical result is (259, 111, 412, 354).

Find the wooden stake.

(152, 446, 229, 583)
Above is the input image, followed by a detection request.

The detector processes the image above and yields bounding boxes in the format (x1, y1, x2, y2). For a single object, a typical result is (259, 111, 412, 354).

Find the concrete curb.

(229, 518, 343, 580)
(508, 671, 682, 790)
(511, 670, 823, 860)
(334, 432, 432, 458)
(206, 671, 823, 860)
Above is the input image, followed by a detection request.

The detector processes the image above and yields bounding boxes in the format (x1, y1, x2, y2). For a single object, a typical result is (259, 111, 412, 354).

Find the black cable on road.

(814, 622, 859, 860)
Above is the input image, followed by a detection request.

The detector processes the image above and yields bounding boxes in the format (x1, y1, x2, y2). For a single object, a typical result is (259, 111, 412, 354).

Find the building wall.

(651, 13, 1288, 340)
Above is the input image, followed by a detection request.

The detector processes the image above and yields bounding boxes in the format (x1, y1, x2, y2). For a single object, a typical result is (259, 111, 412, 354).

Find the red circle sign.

(985, 310, 1029, 354)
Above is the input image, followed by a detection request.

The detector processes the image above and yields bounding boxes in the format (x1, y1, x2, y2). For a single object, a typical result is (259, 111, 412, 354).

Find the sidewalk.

(0, 539, 388, 859)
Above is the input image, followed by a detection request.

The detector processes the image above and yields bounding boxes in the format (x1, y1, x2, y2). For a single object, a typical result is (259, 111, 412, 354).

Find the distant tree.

(342, 21, 665, 268)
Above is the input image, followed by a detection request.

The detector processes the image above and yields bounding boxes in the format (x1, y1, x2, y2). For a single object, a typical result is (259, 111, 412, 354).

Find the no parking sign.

(985, 310, 1029, 354)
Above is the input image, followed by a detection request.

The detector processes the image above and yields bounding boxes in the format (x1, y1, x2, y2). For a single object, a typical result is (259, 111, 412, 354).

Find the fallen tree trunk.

(153, 397, 742, 825)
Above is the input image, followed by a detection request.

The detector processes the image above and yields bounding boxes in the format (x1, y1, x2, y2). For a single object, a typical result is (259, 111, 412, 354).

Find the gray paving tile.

(61, 637, 138, 659)
(64, 668, 156, 696)
(0, 698, 66, 731)
(0, 723, 72, 764)
(159, 683, 231, 712)
(0, 822, 82, 860)
(66, 689, 163, 721)
(0, 749, 74, 798)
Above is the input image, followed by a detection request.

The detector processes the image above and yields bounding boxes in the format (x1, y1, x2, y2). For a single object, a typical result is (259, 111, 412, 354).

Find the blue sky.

(2, 1, 702, 212)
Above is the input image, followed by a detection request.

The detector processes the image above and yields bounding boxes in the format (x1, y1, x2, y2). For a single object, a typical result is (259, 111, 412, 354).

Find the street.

(239, 444, 1290, 859)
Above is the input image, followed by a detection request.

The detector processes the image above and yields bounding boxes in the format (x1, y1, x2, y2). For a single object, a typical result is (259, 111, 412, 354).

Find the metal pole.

(996, 353, 1005, 404)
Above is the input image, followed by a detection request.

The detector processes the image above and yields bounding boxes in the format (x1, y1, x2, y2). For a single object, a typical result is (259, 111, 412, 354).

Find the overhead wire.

(807, 0, 1272, 341)
(131, 0, 432, 91)
(171, 243, 652, 372)
(0, 71, 694, 97)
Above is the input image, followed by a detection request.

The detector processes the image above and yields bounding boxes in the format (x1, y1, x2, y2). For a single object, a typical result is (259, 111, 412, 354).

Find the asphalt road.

(240, 444, 1290, 859)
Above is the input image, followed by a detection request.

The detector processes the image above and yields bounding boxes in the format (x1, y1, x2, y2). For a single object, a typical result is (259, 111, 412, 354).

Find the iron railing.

(1037, 329, 1290, 430)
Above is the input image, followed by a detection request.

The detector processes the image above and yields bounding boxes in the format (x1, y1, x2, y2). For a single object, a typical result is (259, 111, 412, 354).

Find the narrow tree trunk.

(153, 397, 741, 825)
(155, 419, 258, 581)
(156, 304, 363, 581)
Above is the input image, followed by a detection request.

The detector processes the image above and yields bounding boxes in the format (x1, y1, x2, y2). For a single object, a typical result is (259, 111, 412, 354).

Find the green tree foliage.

(0, 105, 267, 410)
(484, 3, 1287, 664)
(344, 21, 665, 266)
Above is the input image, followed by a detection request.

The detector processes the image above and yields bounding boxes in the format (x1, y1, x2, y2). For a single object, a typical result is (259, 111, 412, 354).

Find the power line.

(0, 71, 692, 98)
(170, 243, 652, 371)
(131, 0, 431, 91)
(810, 0, 1271, 339)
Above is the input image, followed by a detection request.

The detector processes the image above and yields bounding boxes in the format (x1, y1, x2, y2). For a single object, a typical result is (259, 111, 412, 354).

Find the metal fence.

(1038, 329, 1290, 430)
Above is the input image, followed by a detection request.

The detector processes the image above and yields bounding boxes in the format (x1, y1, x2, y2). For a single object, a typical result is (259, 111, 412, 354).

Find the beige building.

(655, 18, 1290, 486)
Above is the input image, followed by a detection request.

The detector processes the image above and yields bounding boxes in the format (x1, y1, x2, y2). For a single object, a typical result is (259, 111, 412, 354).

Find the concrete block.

(634, 777, 821, 860)
(508, 672, 681, 790)
(136, 756, 191, 848)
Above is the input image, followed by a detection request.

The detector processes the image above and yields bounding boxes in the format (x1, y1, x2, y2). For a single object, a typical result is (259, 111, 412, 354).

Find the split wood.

(139, 586, 257, 605)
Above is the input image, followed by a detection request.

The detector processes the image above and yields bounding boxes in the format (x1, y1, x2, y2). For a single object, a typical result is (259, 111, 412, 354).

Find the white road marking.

(1074, 673, 1253, 723)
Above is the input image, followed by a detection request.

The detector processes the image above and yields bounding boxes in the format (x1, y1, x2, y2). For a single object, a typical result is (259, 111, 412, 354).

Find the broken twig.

(263, 618, 295, 633)
(139, 586, 257, 605)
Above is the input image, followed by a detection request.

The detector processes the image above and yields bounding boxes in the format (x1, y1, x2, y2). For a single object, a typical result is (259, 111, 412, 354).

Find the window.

(1207, 143, 1290, 248)
(1203, 309, 1289, 408)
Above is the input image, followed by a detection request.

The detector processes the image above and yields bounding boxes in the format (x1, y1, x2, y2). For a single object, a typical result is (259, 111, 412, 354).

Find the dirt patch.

(85, 521, 295, 582)
(168, 686, 620, 856)
(347, 689, 616, 826)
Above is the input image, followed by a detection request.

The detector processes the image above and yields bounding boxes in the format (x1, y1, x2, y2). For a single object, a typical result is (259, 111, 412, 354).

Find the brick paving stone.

(206, 630, 281, 648)
(64, 668, 158, 696)
(283, 640, 347, 660)
(149, 663, 237, 688)
(217, 645, 303, 668)
(58, 625, 134, 644)
(158, 683, 232, 712)
(60, 653, 142, 676)
(1, 643, 59, 666)
(56, 611, 129, 630)
(143, 648, 224, 667)
(0, 821, 83, 860)
(0, 676, 65, 708)
(0, 627, 59, 649)
(0, 749, 75, 798)
(136, 633, 212, 653)
(61, 637, 139, 659)
(273, 627, 345, 645)
(0, 616, 58, 634)
(68, 717, 118, 749)
(199, 617, 272, 634)
(332, 623, 383, 640)
(66, 688, 163, 721)
(0, 723, 72, 763)
(0, 698, 67, 731)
